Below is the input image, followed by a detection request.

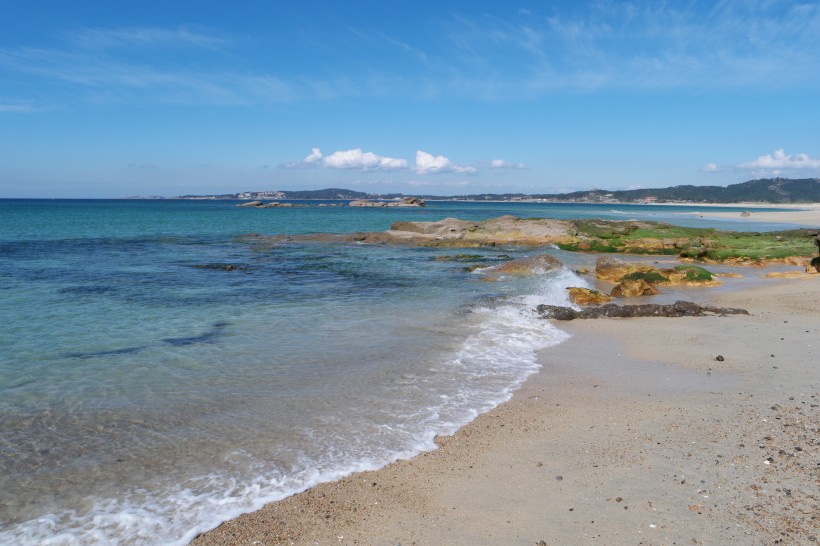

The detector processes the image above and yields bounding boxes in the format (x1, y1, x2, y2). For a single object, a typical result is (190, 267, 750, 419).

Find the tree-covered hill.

(175, 177, 820, 203)
(438, 178, 820, 203)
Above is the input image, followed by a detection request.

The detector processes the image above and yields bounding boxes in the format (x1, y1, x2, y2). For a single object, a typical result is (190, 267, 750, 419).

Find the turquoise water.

(0, 199, 802, 545)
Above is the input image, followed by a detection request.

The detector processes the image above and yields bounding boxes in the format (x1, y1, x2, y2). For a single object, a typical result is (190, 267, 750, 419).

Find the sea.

(0, 199, 801, 545)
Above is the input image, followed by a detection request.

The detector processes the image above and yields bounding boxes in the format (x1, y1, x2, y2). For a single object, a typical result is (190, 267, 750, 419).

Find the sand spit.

(690, 203, 820, 227)
(193, 275, 818, 546)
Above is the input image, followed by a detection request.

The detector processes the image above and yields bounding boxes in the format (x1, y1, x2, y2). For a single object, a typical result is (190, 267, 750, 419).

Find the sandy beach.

(683, 203, 820, 227)
(192, 262, 818, 545)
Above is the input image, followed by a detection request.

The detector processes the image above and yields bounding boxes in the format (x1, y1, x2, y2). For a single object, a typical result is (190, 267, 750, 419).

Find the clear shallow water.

(0, 199, 799, 544)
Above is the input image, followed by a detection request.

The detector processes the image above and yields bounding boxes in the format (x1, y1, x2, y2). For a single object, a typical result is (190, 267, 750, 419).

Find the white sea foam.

(2, 267, 583, 546)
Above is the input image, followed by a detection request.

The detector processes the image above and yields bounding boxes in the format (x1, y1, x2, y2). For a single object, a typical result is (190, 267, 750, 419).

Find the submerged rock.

(536, 300, 749, 320)
(237, 200, 263, 207)
(350, 196, 426, 207)
(190, 263, 247, 272)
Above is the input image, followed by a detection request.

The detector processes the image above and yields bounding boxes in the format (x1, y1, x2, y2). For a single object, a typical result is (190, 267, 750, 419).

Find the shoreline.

(193, 272, 819, 545)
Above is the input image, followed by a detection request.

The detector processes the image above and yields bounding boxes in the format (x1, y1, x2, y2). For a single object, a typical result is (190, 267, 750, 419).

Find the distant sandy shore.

(678, 203, 820, 227)
(193, 271, 819, 545)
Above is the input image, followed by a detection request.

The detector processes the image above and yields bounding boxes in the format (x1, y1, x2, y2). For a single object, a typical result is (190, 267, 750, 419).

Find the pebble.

(715, 355, 725, 361)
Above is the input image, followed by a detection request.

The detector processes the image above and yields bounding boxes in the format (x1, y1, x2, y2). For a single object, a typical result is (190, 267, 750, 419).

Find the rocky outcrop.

(238, 201, 301, 208)
(239, 216, 815, 267)
(610, 278, 660, 297)
(536, 300, 749, 320)
(809, 232, 820, 273)
(595, 256, 654, 282)
(386, 215, 575, 246)
(349, 199, 388, 207)
(349, 196, 426, 207)
(566, 287, 613, 305)
(596, 257, 720, 296)
(664, 265, 721, 286)
(395, 196, 426, 207)
(491, 254, 563, 275)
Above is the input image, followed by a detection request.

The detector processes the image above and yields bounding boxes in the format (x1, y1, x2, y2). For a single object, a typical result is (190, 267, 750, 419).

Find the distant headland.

(164, 177, 820, 204)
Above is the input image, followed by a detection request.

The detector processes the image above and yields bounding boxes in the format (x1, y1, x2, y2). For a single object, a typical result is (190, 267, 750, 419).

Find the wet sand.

(193, 271, 818, 545)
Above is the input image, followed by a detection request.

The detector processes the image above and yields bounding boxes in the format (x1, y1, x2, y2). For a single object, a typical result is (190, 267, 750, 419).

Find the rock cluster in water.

(349, 197, 426, 207)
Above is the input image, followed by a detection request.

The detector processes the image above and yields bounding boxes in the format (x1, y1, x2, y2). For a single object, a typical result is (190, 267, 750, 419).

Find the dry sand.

(683, 203, 820, 227)
(193, 272, 818, 546)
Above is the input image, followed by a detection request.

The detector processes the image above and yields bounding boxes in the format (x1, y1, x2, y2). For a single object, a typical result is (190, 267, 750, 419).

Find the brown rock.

(493, 254, 564, 275)
(611, 278, 660, 297)
(395, 196, 426, 207)
(566, 287, 613, 305)
(349, 199, 388, 207)
(595, 256, 653, 282)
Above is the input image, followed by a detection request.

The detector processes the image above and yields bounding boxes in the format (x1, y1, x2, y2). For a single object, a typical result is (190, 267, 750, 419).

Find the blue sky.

(1, 0, 819, 197)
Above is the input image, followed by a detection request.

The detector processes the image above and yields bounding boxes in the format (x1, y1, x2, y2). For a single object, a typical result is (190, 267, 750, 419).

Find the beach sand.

(193, 275, 819, 545)
(684, 203, 820, 227)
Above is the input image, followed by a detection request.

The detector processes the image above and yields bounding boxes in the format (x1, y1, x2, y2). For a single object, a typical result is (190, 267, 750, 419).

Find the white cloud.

(737, 148, 820, 171)
(323, 149, 408, 171)
(281, 148, 408, 171)
(489, 159, 526, 169)
(281, 148, 479, 174)
(700, 162, 720, 173)
(304, 147, 323, 164)
(414, 151, 476, 174)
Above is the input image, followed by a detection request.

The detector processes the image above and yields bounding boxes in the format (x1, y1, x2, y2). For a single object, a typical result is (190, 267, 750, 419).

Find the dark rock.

(536, 300, 749, 320)
(715, 355, 725, 361)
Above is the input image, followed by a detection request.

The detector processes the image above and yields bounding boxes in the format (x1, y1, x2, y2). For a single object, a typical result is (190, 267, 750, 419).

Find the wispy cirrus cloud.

(70, 26, 228, 49)
(0, 100, 42, 113)
(4, 2, 819, 110)
(0, 46, 298, 105)
(422, 1, 820, 97)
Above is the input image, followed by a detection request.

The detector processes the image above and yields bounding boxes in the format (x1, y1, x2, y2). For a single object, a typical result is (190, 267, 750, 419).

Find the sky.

(1, 0, 820, 198)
